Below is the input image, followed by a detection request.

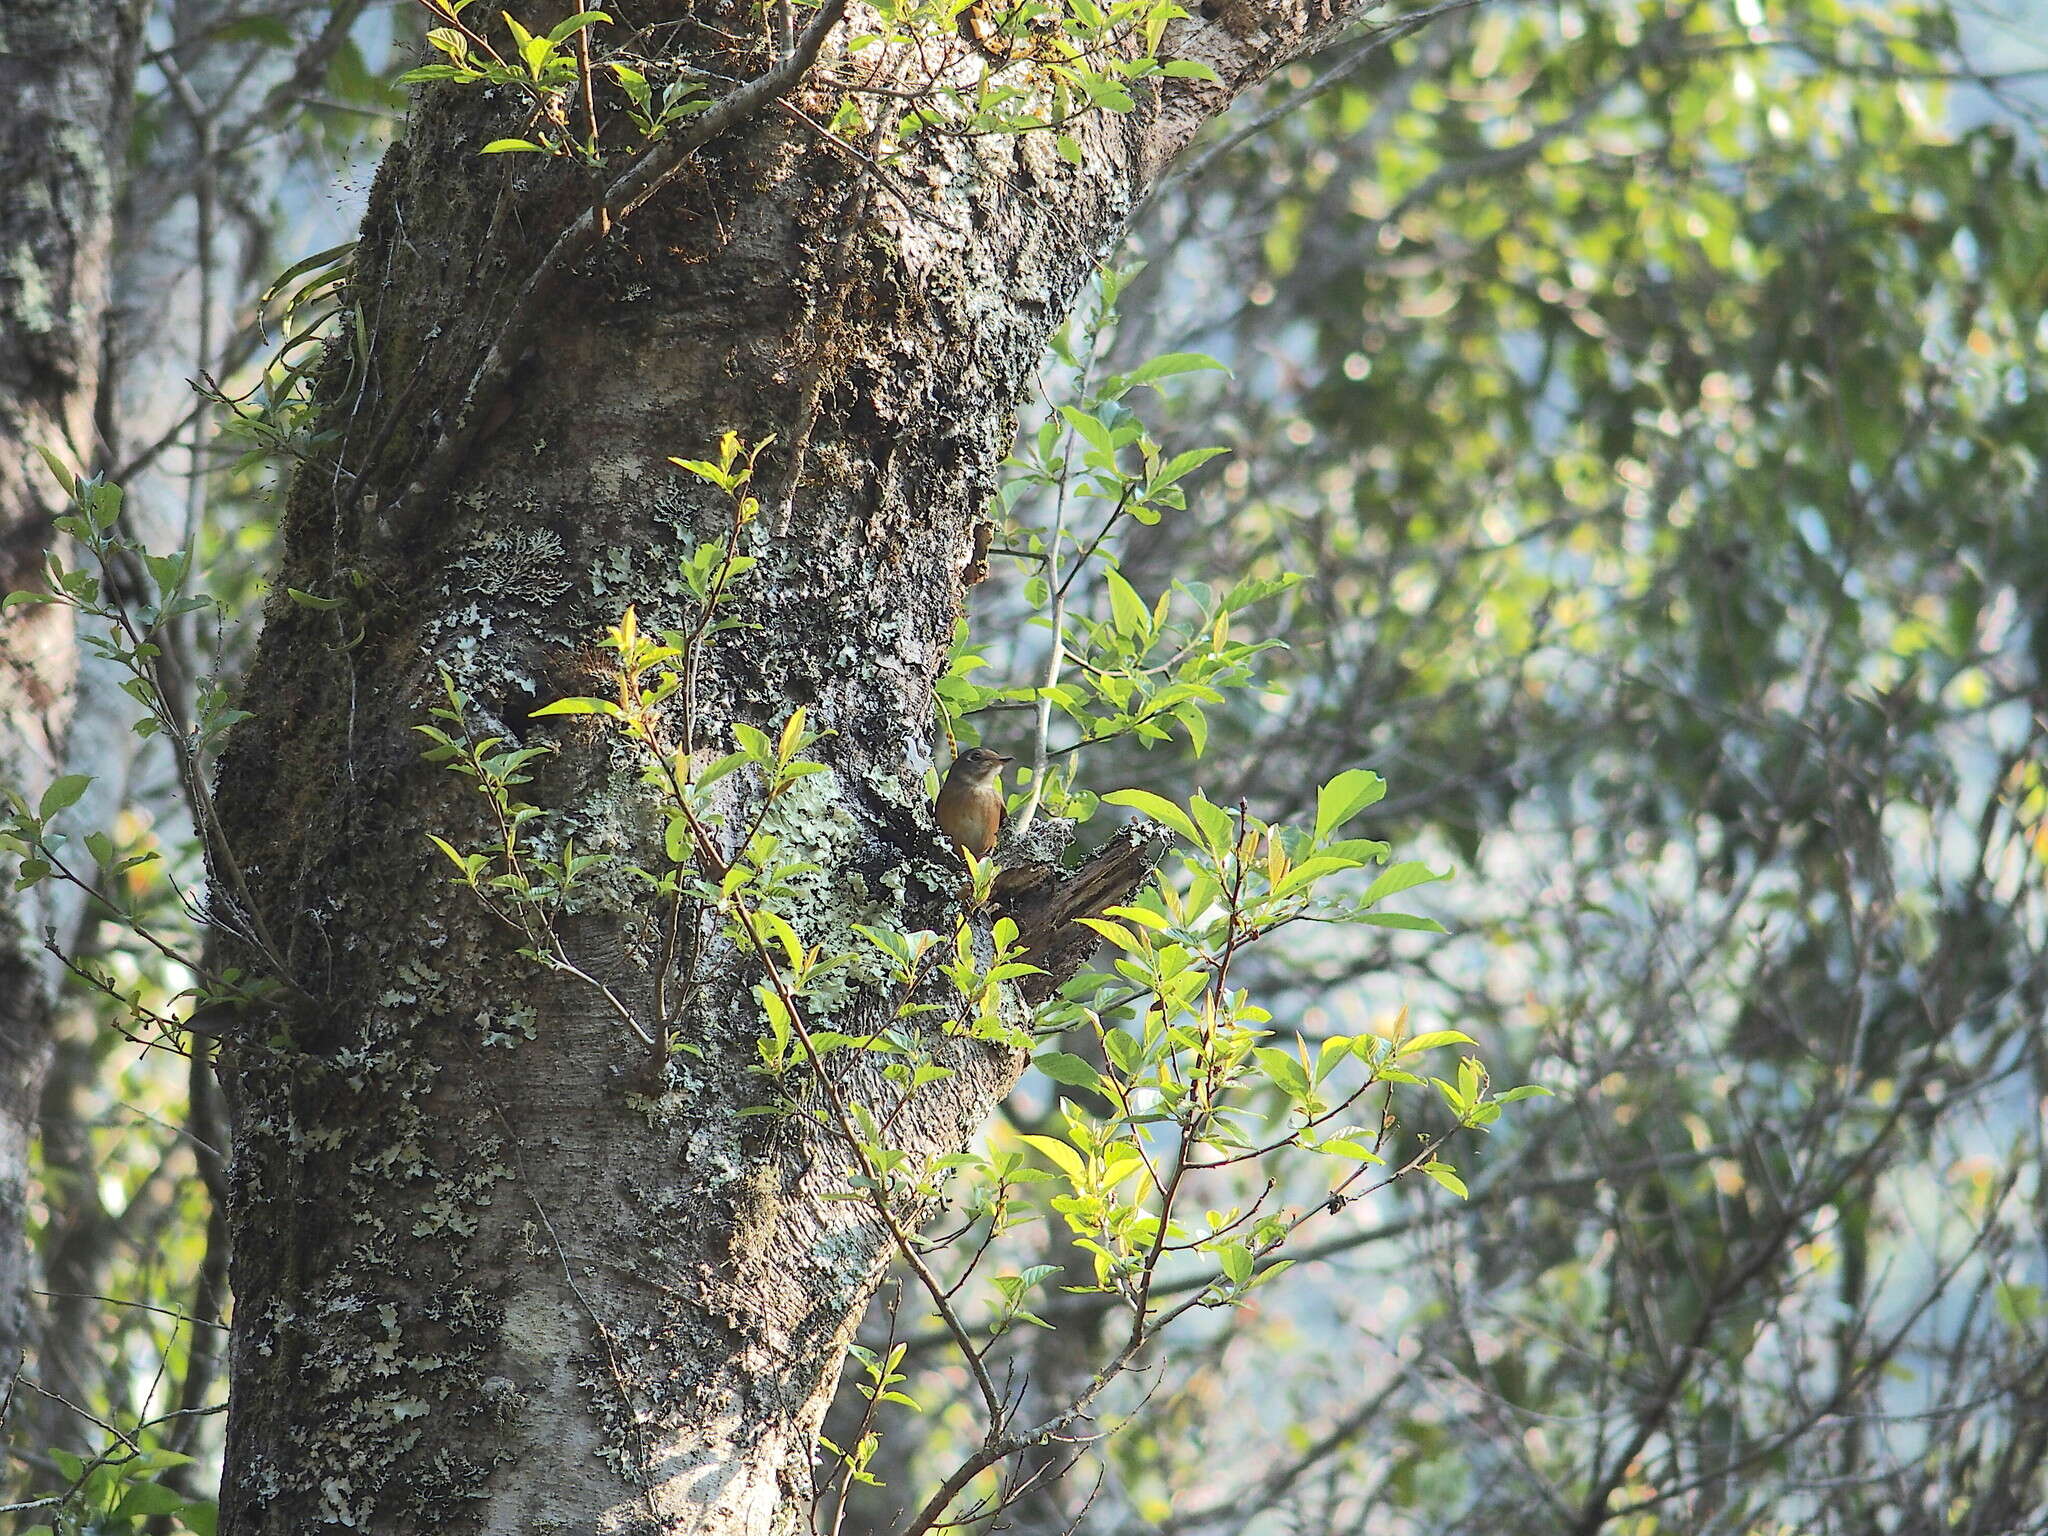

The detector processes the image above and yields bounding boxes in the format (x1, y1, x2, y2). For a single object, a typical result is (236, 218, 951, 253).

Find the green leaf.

(1325, 837, 1391, 864)
(1215, 1240, 1252, 1285)
(776, 706, 810, 764)
(545, 9, 610, 44)
(751, 908, 805, 971)
(1074, 916, 1141, 953)
(1246, 1258, 1294, 1291)
(1254, 1046, 1312, 1100)
(1356, 912, 1447, 933)
(1273, 854, 1367, 897)
(1160, 58, 1221, 81)
(1188, 793, 1236, 856)
(668, 455, 729, 486)
(427, 835, 476, 875)
(481, 137, 547, 154)
(1102, 1029, 1144, 1074)
(1076, 73, 1134, 112)
(1102, 788, 1200, 845)
(1104, 568, 1150, 636)
(1152, 445, 1229, 489)
(610, 61, 651, 106)
(399, 61, 478, 82)
(1048, 897, 1124, 935)
(1020, 1133, 1086, 1182)
(1121, 351, 1230, 389)
(1357, 860, 1449, 906)
(1315, 769, 1386, 839)
(502, 11, 547, 71)
(86, 480, 123, 530)
(38, 774, 90, 820)
(34, 445, 77, 495)
(1060, 405, 1117, 458)
(1034, 1051, 1105, 1091)
(662, 812, 691, 865)
(1395, 1030, 1476, 1056)
(530, 696, 621, 717)
(697, 749, 750, 788)
(1420, 1160, 1468, 1199)
(113, 1482, 190, 1518)
(286, 586, 346, 610)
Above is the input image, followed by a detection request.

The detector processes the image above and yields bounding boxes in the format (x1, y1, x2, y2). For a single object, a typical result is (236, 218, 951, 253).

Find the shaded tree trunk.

(210, 3, 1361, 1531)
(0, 0, 138, 1397)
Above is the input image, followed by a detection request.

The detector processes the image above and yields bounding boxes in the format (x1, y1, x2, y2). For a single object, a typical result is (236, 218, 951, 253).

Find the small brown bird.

(936, 746, 1014, 861)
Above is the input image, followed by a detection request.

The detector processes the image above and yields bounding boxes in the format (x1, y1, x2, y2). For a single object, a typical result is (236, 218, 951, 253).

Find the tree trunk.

(0, 0, 136, 1395)
(211, 4, 1361, 1530)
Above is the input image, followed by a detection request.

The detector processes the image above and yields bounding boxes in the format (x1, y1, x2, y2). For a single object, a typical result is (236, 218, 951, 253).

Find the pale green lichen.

(753, 768, 912, 1014)
(451, 527, 570, 602)
(1, 240, 60, 335)
(589, 543, 637, 598)
(479, 1005, 538, 1046)
(860, 761, 923, 812)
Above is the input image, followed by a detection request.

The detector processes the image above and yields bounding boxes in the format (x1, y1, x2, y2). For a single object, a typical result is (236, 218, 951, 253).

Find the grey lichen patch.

(622, 1078, 700, 1126)
(0, 240, 62, 335)
(519, 768, 675, 920)
(860, 760, 924, 813)
(803, 1217, 886, 1302)
(261, 1249, 511, 1525)
(641, 472, 723, 540)
(589, 542, 637, 598)
(754, 767, 909, 1013)
(479, 1004, 539, 1047)
(54, 122, 113, 201)
(758, 765, 859, 859)
(677, 1123, 751, 1192)
(450, 526, 571, 604)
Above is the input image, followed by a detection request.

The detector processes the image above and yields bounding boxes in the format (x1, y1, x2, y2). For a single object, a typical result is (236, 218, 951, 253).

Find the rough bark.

(210, 2, 1374, 1531)
(0, 0, 135, 1394)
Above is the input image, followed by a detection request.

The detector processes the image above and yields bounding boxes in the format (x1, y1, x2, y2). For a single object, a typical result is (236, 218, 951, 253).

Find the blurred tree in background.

(863, 3, 2048, 1531)
(1, 0, 403, 1518)
(5, 0, 2046, 1531)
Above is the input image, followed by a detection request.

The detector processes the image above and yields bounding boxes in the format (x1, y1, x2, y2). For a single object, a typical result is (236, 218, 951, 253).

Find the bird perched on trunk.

(936, 746, 1014, 861)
